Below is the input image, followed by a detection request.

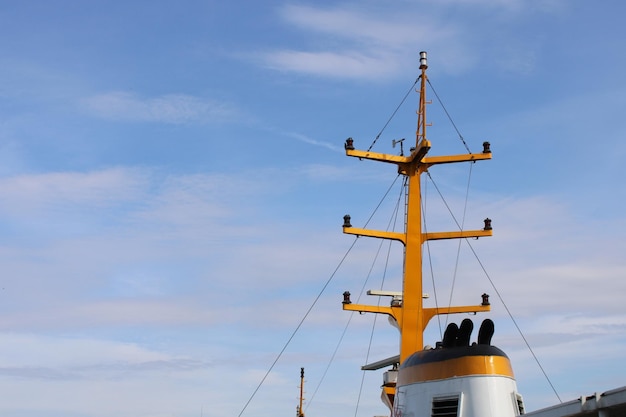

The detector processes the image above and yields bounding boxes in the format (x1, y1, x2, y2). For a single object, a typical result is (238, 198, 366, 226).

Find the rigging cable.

(425, 170, 563, 404)
(423, 77, 476, 335)
(421, 175, 444, 340)
(367, 77, 421, 152)
(424, 80, 561, 402)
(464, 235, 563, 403)
(353, 178, 404, 417)
(443, 162, 475, 329)
(238, 175, 402, 417)
(427, 78, 471, 153)
(306, 174, 402, 411)
(236, 238, 357, 417)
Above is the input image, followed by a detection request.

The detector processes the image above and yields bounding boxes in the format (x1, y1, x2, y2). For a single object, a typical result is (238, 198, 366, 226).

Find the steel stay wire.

(427, 78, 471, 154)
(424, 169, 562, 404)
(443, 162, 475, 329)
(236, 237, 358, 417)
(353, 178, 405, 417)
(425, 79, 561, 401)
(237, 175, 402, 417)
(418, 76, 471, 333)
(422, 176, 445, 340)
(306, 174, 403, 412)
(423, 79, 562, 399)
(367, 77, 420, 152)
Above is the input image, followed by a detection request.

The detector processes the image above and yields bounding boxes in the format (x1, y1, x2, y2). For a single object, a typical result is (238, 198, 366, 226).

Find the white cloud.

(0, 167, 348, 331)
(259, 1, 570, 80)
(0, 168, 147, 214)
(0, 166, 623, 416)
(0, 300, 220, 331)
(259, 4, 471, 80)
(1, 1, 621, 415)
(263, 49, 401, 80)
(0, 333, 169, 368)
(278, 4, 454, 47)
(83, 91, 238, 124)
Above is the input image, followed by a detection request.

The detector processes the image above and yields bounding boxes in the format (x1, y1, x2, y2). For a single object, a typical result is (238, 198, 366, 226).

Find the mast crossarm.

(342, 303, 401, 324)
(345, 149, 411, 165)
(423, 229, 492, 241)
(343, 227, 406, 244)
(345, 139, 432, 166)
(422, 304, 491, 328)
(422, 151, 491, 167)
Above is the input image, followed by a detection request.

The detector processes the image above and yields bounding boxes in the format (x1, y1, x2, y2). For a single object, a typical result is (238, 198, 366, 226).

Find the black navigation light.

(481, 293, 490, 306)
(343, 215, 352, 228)
(343, 291, 352, 304)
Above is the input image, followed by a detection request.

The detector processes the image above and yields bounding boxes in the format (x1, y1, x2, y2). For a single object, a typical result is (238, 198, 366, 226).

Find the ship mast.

(341, 51, 493, 363)
(296, 367, 305, 417)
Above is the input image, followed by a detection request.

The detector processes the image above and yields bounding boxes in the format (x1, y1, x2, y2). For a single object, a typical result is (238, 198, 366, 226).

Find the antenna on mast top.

(419, 51, 428, 69)
(416, 51, 429, 147)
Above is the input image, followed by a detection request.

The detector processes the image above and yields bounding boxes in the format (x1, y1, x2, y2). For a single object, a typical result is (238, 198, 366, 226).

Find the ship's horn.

(442, 323, 459, 348)
(478, 318, 495, 345)
(456, 318, 474, 347)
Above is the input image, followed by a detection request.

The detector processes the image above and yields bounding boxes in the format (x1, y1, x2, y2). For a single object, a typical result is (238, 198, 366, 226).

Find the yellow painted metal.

(344, 149, 413, 165)
(342, 304, 401, 323)
(343, 56, 492, 364)
(342, 227, 406, 244)
(343, 225, 490, 244)
(345, 139, 432, 167)
(423, 152, 491, 166)
(422, 305, 490, 330)
(397, 355, 515, 384)
(401, 160, 426, 361)
(342, 301, 489, 332)
(424, 229, 492, 241)
(381, 385, 396, 411)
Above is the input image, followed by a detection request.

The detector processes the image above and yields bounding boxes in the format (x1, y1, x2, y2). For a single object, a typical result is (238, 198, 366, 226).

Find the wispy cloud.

(259, 4, 467, 80)
(0, 333, 166, 366)
(0, 168, 147, 213)
(0, 167, 347, 329)
(263, 50, 400, 79)
(284, 131, 342, 152)
(427, 0, 566, 13)
(260, 2, 568, 80)
(0, 333, 210, 381)
(83, 91, 238, 124)
(278, 4, 451, 47)
(261, 3, 504, 80)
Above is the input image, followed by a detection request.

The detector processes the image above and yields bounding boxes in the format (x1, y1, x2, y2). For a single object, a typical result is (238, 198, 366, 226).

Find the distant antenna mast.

(296, 368, 305, 417)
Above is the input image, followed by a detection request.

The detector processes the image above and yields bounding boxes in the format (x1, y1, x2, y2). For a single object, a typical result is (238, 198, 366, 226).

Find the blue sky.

(1, 1, 626, 416)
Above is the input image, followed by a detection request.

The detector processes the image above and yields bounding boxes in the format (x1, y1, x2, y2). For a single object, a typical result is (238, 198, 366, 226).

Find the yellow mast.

(341, 51, 493, 363)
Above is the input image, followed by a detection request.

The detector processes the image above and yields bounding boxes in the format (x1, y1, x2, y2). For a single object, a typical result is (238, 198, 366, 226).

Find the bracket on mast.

(392, 138, 405, 156)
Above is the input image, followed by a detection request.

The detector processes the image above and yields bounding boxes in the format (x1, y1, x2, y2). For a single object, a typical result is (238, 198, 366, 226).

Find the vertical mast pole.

(417, 51, 428, 148)
(399, 51, 429, 363)
(297, 367, 305, 417)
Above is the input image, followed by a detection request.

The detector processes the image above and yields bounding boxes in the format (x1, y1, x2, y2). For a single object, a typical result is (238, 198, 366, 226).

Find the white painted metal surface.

(395, 375, 521, 417)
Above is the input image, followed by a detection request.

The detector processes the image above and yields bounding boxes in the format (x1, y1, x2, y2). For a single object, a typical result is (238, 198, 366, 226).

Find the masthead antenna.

(419, 51, 428, 69)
